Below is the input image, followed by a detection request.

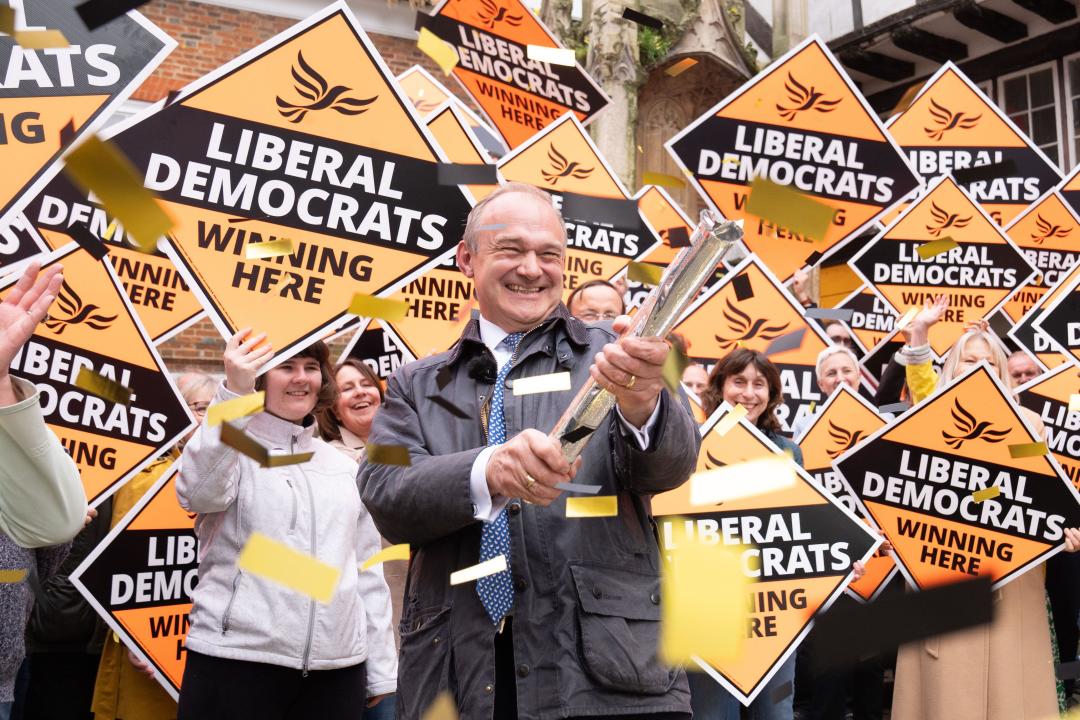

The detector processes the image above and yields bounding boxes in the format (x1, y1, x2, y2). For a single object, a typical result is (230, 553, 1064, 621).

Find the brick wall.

(136, 0, 466, 373)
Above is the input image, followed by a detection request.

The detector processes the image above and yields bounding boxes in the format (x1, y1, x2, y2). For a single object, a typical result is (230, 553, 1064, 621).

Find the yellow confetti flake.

(565, 495, 618, 518)
(366, 444, 412, 467)
(245, 238, 294, 260)
(360, 544, 410, 571)
(102, 220, 119, 242)
(14, 29, 68, 49)
(689, 455, 796, 506)
(348, 293, 409, 323)
(660, 525, 750, 665)
(421, 692, 459, 720)
(713, 404, 748, 437)
(745, 177, 834, 243)
(220, 422, 314, 468)
(641, 172, 686, 189)
(661, 343, 689, 394)
(664, 58, 697, 77)
(238, 532, 340, 603)
(1008, 441, 1049, 458)
(450, 555, 507, 585)
(512, 371, 572, 396)
(206, 391, 265, 426)
(74, 367, 131, 406)
(972, 486, 1000, 503)
(0, 6, 14, 34)
(894, 306, 920, 332)
(63, 136, 173, 253)
(0, 569, 28, 583)
(417, 27, 459, 75)
(1070, 394, 1080, 414)
(916, 237, 959, 260)
(526, 45, 576, 66)
(627, 261, 665, 287)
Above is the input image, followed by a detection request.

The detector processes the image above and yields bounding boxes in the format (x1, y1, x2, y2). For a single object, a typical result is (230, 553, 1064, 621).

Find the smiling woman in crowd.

(175, 331, 396, 719)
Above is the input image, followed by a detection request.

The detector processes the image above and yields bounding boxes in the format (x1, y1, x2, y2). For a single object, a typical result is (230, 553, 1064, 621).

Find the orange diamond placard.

(849, 176, 1037, 358)
(1017, 364, 1080, 492)
(654, 403, 879, 705)
(885, 63, 1062, 227)
(665, 35, 919, 283)
(834, 364, 1080, 590)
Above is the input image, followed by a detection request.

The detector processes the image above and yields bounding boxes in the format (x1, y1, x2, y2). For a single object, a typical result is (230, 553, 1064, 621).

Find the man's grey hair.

(814, 345, 860, 382)
(461, 182, 566, 252)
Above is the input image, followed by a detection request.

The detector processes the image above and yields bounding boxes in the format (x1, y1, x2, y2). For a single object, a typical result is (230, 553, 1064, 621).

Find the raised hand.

(223, 328, 273, 395)
(0, 262, 64, 406)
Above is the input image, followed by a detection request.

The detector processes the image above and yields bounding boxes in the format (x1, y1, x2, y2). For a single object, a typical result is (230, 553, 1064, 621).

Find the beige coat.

(329, 427, 406, 650)
(891, 567, 1058, 720)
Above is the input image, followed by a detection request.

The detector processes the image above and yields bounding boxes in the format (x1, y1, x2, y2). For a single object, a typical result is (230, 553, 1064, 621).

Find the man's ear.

(456, 240, 474, 279)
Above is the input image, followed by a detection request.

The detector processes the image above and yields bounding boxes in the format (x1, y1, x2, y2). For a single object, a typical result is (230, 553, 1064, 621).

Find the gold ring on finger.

(624, 375, 636, 390)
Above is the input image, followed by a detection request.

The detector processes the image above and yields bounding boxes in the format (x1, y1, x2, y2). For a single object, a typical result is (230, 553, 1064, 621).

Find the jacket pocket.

(570, 563, 677, 695)
(398, 605, 452, 717)
(221, 571, 244, 633)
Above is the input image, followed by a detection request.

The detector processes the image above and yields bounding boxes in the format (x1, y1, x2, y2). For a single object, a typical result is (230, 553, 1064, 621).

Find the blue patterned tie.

(477, 331, 525, 625)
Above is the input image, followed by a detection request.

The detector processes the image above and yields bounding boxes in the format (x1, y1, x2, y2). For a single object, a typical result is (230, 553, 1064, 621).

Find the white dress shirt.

(468, 315, 661, 520)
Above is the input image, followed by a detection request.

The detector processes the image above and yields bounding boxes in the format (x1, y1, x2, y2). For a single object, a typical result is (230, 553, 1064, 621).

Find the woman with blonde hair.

(890, 295, 1080, 720)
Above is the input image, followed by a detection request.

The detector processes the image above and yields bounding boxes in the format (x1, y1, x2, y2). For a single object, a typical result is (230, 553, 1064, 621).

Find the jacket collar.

(445, 302, 589, 368)
(245, 410, 317, 449)
(337, 425, 366, 451)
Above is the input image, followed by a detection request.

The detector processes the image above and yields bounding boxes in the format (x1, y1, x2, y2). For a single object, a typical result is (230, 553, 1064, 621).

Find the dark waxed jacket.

(360, 305, 700, 720)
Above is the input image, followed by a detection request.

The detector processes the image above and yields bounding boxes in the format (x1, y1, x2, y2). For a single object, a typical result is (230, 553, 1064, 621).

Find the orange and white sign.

(71, 465, 195, 700)
(1008, 255, 1080, 372)
(92, 3, 472, 370)
(794, 385, 897, 602)
(832, 284, 898, 355)
(497, 113, 662, 298)
(0, 244, 194, 506)
(834, 363, 1080, 589)
(396, 64, 504, 155)
(849, 175, 1037, 358)
(654, 403, 879, 705)
(1001, 189, 1080, 324)
(884, 62, 1061, 227)
(422, 0, 608, 149)
(671, 255, 835, 432)
(1032, 263, 1080, 368)
(665, 35, 919, 283)
(1018, 364, 1080, 491)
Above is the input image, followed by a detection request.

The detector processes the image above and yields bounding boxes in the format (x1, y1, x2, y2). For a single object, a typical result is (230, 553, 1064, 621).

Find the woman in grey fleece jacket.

(0, 262, 90, 719)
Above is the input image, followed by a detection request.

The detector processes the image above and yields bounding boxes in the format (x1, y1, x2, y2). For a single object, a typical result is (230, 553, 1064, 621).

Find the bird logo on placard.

(826, 421, 867, 459)
(1031, 214, 1072, 245)
(714, 299, 790, 350)
(775, 73, 841, 122)
(476, 0, 523, 29)
(42, 280, 117, 335)
(926, 202, 971, 237)
(923, 99, 981, 141)
(704, 449, 726, 469)
(412, 98, 441, 114)
(942, 398, 1009, 449)
(276, 51, 377, 124)
(541, 145, 594, 186)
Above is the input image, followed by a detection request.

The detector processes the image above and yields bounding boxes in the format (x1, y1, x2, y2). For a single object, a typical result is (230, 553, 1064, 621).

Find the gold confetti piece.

(566, 495, 618, 517)
(450, 555, 507, 585)
(689, 455, 796, 506)
(627, 261, 665, 286)
(0, 569, 28, 583)
(238, 532, 340, 603)
(808, 401, 816, 415)
(246, 238, 294, 260)
(417, 27, 459, 74)
(525, 44, 576, 66)
(421, 692, 459, 720)
(641, 172, 686, 189)
(360, 544, 410, 571)
(14, 29, 68, 48)
(348, 293, 409, 323)
(102, 220, 118, 242)
(207, 391, 265, 426)
(1070, 394, 1080, 414)
(366, 444, 411, 466)
(512, 371, 571, 396)
(1008, 441, 1049, 458)
(0, 7, 15, 35)
(894, 306, 920, 332)
(661, 343, 688, 393)
(713, 403, 748, 437)
(745, 177, 834, 243)
(63, 136, 173, 252)
(664, 58, 697, 77)
(972, 486, 1000, 503)
(916, 237, 959, 260)
(889, 80, 926, 117)
(220, 422, 314, 467)
(75, 367, 132, 406)
(660, 528, 749, 665)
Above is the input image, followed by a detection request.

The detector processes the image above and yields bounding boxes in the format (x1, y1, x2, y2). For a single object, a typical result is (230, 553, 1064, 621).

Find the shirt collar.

(477, 314, 512, 354)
